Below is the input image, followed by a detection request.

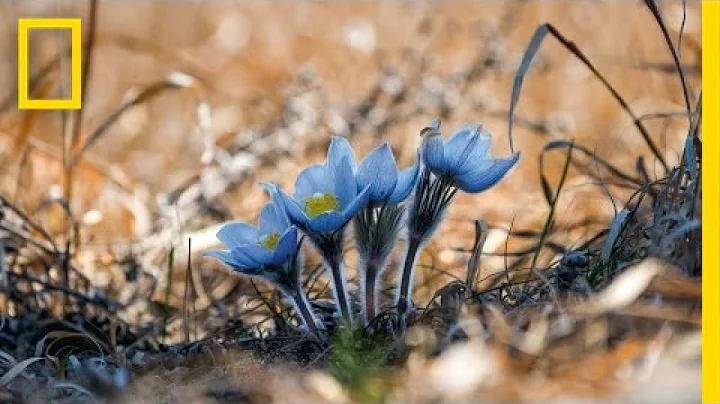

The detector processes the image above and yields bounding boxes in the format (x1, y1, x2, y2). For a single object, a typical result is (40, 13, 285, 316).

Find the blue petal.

(258, 203, 285, 235)
(332, 155, 358, 208)
(261, 182, 290, 228)
(216, 222, 259, 249)
(446, 125, 492, 175)
(306, 211, 349, 233)
(442, 125, 489, 174)
(444, 125, 478, 158)
(388, 159, 421, 204)
(277, 189, 312, 228)
(340, 183, 372, 219)
(356, 143, 398, 203)
(422, 135, 447, 174)
(304, 185, 371, 233)
(232, 244, 274, 266)
(271, 227, 299, 264)
(204, 250, 241, 267)
(327, 136, 357, 174)
(294, 164, 333, 200)
(204, 249, 256, 272)
(454, 153, 520, 193)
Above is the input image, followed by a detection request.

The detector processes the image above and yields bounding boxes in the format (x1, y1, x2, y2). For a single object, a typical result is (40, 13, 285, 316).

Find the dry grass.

(0, 1, 701, 403)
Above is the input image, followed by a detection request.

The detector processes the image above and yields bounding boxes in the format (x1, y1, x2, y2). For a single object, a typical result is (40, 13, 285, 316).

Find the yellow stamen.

(259, 232, 280, 250)
(304, 192, 340, 218)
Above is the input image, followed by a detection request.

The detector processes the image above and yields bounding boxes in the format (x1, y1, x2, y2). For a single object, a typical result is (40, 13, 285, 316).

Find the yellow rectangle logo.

(704, 1, 720, 403)
(17, 18, 82, 110)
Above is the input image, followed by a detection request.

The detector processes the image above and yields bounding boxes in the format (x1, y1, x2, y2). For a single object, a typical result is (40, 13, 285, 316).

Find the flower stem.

(354, 204, 404, 326)
(309, 231, 354, 325)
(291, 283, 322, 336)
(328, 256, 352, 325)
(362, 266, 379, 325)
(396, 236, 422, 316)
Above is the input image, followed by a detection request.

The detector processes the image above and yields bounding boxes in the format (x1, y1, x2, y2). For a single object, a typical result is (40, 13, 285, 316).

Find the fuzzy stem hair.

(396, 168, 458, 315)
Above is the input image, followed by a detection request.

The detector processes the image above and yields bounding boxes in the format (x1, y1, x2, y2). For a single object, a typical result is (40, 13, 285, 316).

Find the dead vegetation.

(0, 1, 702, 403)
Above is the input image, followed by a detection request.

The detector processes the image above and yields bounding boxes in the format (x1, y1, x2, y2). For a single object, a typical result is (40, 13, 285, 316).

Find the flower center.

(258, 232, 280, 250)
(304, 192, 340, 218)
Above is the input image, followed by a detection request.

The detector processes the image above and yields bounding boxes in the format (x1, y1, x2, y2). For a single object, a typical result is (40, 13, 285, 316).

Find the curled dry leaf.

(414, 340, 497, 402)
(574, 258, 666, 316)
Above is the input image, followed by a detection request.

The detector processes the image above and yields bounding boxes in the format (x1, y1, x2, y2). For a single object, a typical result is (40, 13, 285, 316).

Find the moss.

(327, 324, 392, 403)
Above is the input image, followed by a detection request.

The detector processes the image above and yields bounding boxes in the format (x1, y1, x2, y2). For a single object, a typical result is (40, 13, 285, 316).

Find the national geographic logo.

(17, 18, 82, 110)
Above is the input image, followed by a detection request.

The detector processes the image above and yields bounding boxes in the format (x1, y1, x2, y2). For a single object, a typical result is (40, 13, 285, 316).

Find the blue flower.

(204, 187, 324, 335)
(422, 124, 519, 193)
(275, 138, 373, 234)
(329, 137, 421, 205)
(333, 137, 420, 324)
(204, 200, 298, 274)
(396, 120, 520, 316)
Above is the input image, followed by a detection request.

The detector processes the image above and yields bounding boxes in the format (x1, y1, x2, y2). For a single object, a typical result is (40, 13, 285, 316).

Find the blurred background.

(0, 1, 701, 337)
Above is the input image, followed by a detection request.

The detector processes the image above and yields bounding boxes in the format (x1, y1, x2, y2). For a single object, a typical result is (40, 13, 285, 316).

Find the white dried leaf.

(584, 259, 663, 315)
(166, 71, 195, 88)
(424, 341, 495, 400)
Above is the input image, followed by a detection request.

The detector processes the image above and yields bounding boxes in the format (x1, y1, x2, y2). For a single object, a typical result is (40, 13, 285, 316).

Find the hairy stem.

(328, 256, 352, 324)
(309, 231, 353, 325)
(354, 204, 405, 325)
(362, 266, 379, 325)
(290, 283, 322, 336)
(396, 237, 422, 315)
